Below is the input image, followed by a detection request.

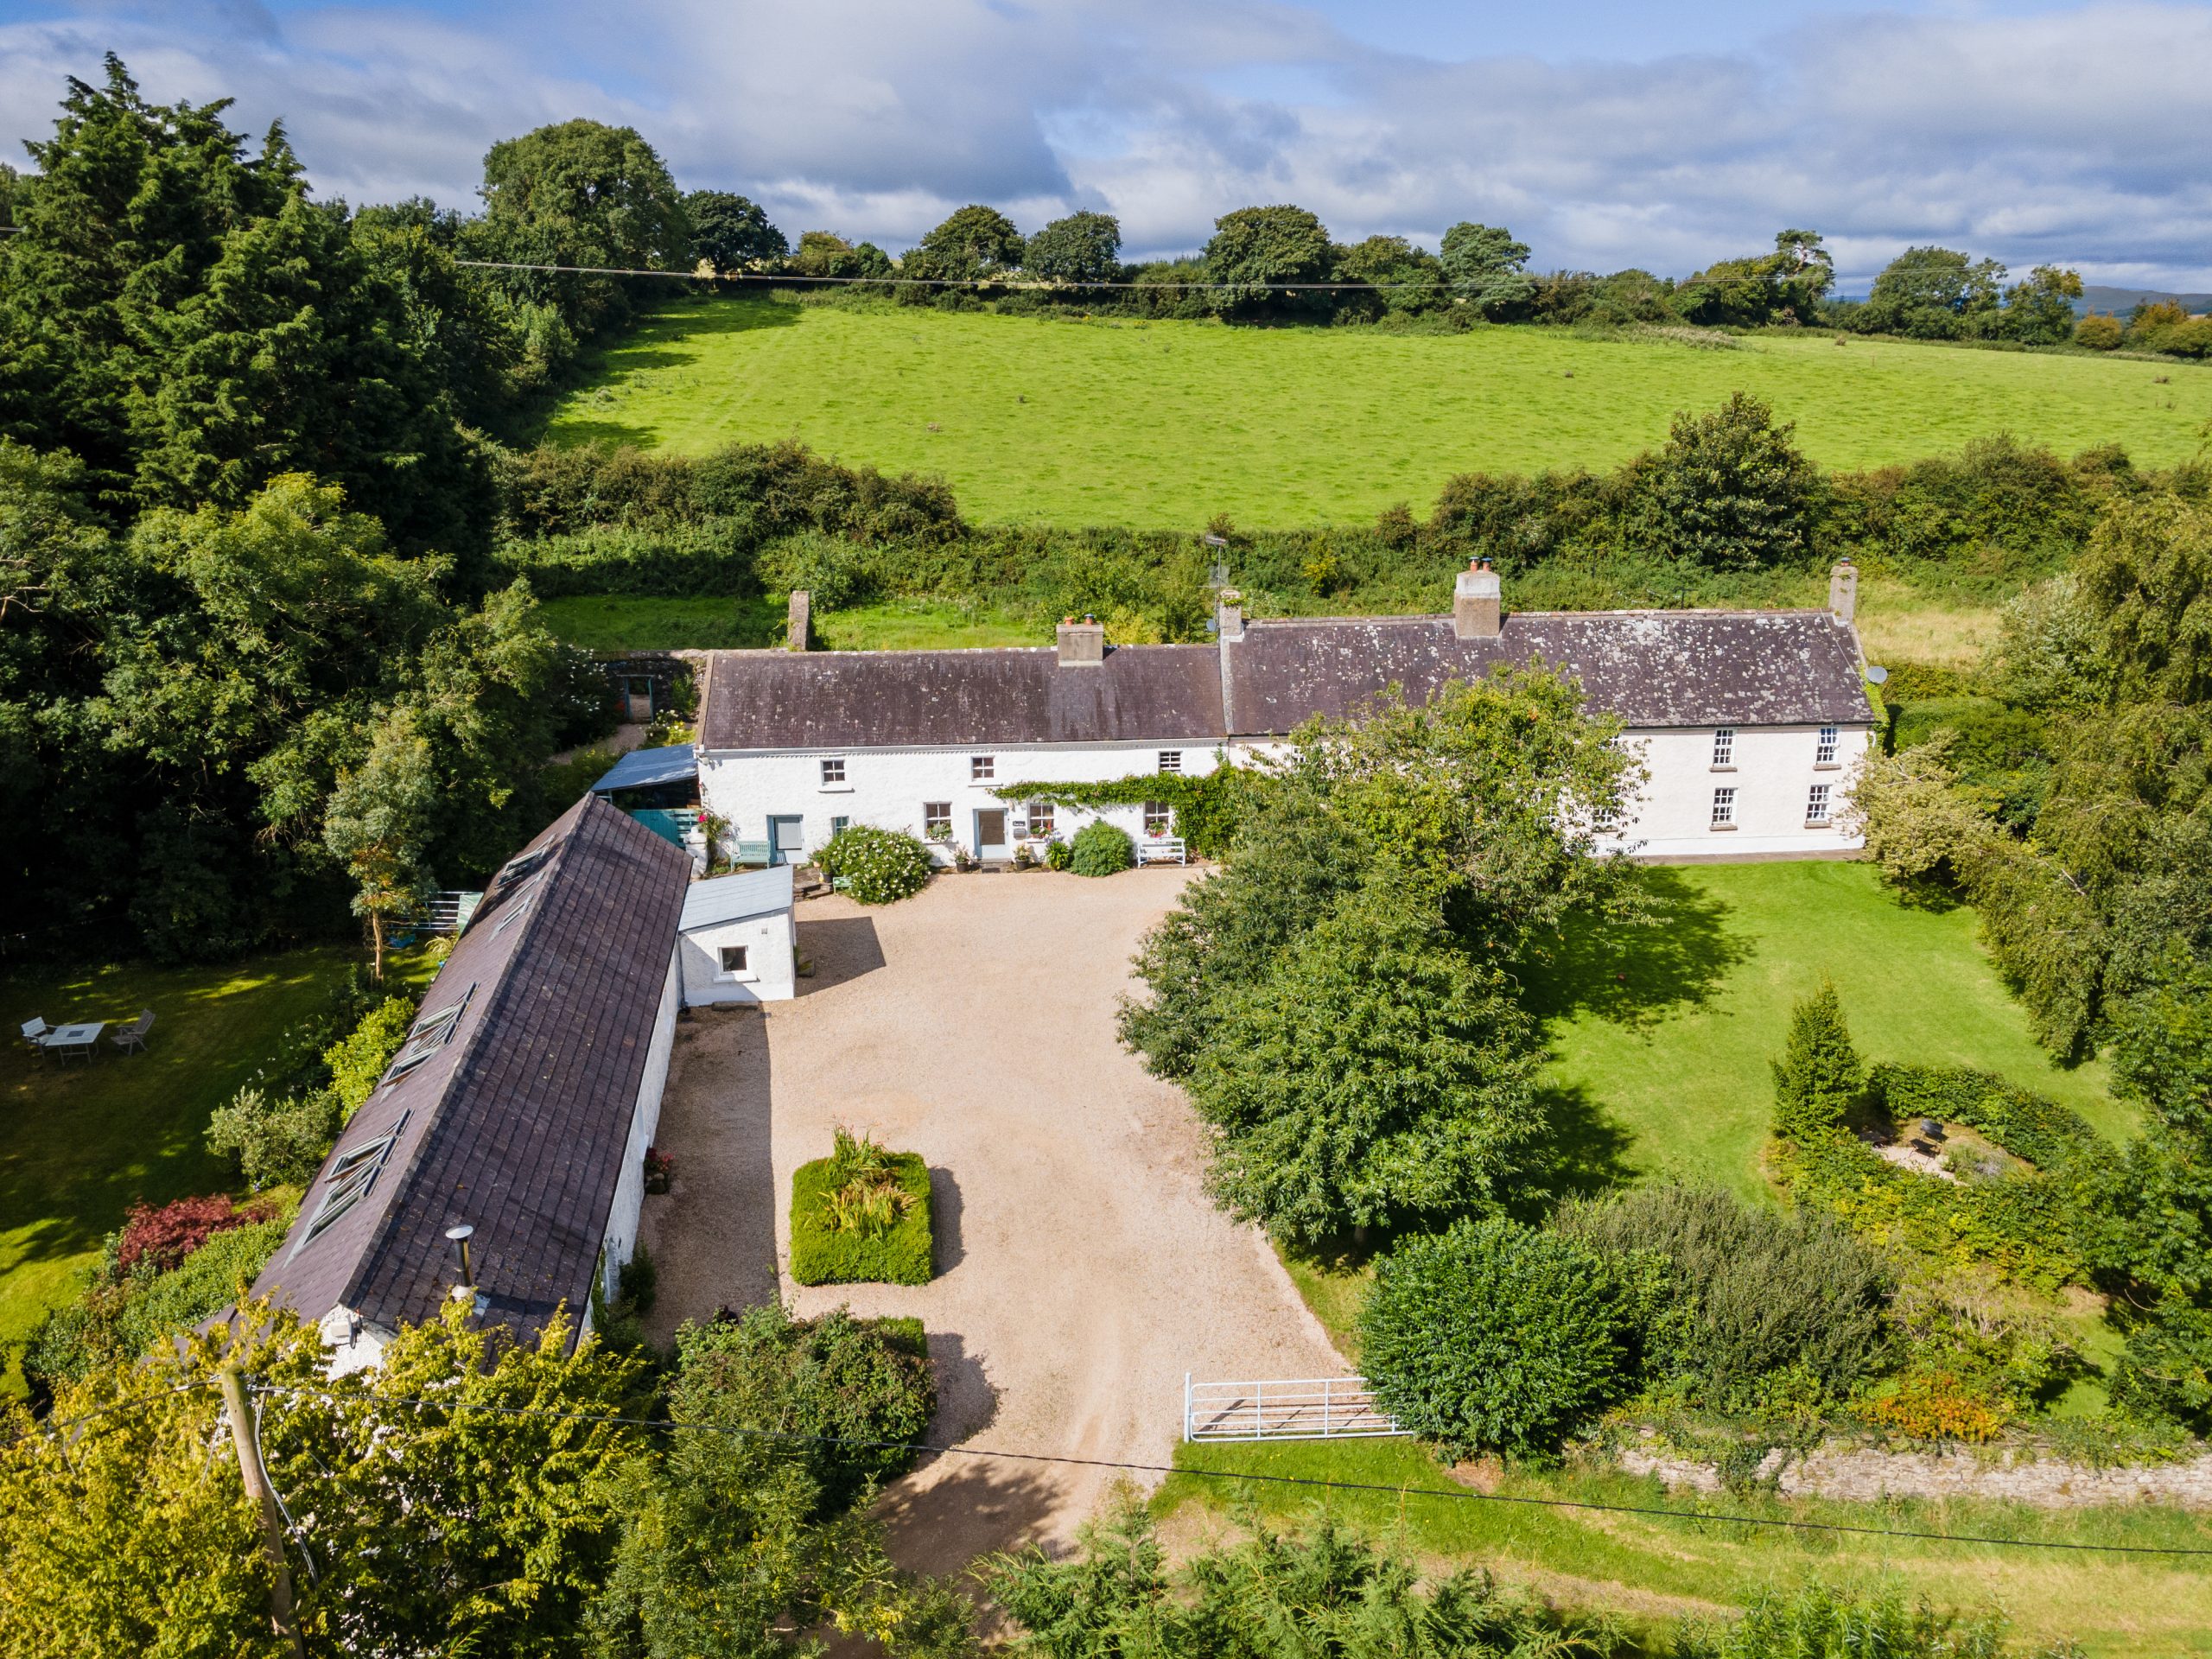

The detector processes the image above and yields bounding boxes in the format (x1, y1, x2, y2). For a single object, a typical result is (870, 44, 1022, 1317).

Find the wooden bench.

(1137, 836, 1188, 865)
(729, 839, 774, 868)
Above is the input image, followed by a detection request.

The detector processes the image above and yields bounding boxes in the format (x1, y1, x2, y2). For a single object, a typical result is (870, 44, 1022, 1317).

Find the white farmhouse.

(694, 563, 1877, 863)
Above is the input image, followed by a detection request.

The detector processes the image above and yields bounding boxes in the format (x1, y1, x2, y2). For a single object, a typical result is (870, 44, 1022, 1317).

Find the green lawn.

(1523, 861, 2123, 1206)
(0, 945, 426, 1391)
(537, 593, 1041, 653)
(1160, 1440, 2212, 1656)
(542, 299, 2212, 526)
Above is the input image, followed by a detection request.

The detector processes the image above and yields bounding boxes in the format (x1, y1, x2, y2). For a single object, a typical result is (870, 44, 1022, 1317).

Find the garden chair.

(110, 1009, 154, 1056)
(20, 1016, 50, 1058)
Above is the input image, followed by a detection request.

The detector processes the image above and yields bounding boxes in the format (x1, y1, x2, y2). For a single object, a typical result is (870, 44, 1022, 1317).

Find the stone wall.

(1617, 1434, 2212, 1510)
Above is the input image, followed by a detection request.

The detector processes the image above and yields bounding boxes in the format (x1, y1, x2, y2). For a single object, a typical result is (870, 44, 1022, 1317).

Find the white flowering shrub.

(817, 824, 934, 905)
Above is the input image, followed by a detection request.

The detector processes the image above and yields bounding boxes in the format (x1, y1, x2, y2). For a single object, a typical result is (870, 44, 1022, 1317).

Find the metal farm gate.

(1182, 1374, 1405, 1443)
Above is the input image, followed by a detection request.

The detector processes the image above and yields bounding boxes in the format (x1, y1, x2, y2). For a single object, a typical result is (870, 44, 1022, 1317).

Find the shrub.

(815, 823, 933, 904)
(790, 1134, 932, 1287)
(1635, 391, 1823, 571)
(1360, 1216, 1632, 1459)
(1675, 1583, 2015, 1659)
(2074, 313, 2123, 351)
(1043, 837, 1074, 871)
(2110, 1295, 2212, 1432)
(671, 1303, 937, 1513)
(115, 1194, 264, 1276)
(1770, 978, 1865, 1141)
(206, 1085, 342, 1190)
(1069, 820, 1134, 877)
(1861, 1370, 2007, 1443)
(1554, 1185, 1892, 1408)
(322, 996, 417, 1123)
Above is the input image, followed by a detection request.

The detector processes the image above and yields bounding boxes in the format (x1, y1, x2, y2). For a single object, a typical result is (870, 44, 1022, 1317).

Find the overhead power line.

(453, 257, 1467, 294)
(248, 1381, 2212, 1560)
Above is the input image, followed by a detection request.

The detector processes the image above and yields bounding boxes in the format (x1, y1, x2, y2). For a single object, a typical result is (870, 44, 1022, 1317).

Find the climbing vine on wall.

(989, 759, 1249, 857)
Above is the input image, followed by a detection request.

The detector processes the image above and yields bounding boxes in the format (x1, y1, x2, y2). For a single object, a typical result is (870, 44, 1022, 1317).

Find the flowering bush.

(644, 1147, 675, 1194)
(1070, 821, 1135, 878)
(816, 824, 933, 905)
(1862, 1370, 2007, 1443)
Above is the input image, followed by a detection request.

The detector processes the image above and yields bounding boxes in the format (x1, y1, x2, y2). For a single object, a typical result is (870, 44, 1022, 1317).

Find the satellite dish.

(1866, 664, 1890, 684)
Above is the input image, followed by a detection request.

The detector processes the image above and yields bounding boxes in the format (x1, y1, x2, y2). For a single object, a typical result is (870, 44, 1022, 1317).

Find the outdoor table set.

(19, 1009, 153, 1064)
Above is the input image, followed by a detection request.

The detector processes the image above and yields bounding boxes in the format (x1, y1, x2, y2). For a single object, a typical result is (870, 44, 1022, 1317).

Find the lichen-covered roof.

(696, 645, 1225, 751)
(250, 795, 690, 1349)
(695, 610, 1872, 752)
(1226, 611, 1873, 734)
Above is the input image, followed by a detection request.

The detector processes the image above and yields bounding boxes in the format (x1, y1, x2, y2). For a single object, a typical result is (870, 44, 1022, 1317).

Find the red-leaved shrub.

(116, 1193, 267, 1276)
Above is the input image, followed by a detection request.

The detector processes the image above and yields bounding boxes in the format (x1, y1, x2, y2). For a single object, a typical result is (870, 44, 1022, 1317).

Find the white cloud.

(2, 0, 2208, 287)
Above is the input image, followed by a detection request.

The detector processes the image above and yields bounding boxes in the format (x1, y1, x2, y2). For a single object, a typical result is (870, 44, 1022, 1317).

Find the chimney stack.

(1827, 560, 1859, 626)
(1216, 588, 1245, 643)
(1056, 613, 1106, 667)
(1453, 557, 1502, 640)
(785, 589, 811, 651)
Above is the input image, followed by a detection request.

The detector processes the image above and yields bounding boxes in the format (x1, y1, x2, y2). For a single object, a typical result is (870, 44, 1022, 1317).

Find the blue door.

(767, 816, 806, 866)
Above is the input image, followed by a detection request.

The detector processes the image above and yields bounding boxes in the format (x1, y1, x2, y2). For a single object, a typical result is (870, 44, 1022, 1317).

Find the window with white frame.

(969, 755, 995, 782)
(1144, 801, 1173, 836)
(923, 803, 952, 839)
(1711, 728, 1735, 767)
(1711, 786, 1737, 827)
(718, 944, 750, 976)
(1158, 750, 1183, 774)
(1806, 783, 1833, 825)
(821, 757, 846, 785)
(1027, 800, 1055, 837)
(830, 815, 850, 836)
(1815, 725, 1840, 766)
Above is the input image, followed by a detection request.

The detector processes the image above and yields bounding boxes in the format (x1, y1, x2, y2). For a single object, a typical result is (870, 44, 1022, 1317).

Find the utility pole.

(218, 1362, 308, 1659)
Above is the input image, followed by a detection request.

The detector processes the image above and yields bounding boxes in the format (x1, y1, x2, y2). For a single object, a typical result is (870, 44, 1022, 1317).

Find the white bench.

(1137, 836, 1187, 865)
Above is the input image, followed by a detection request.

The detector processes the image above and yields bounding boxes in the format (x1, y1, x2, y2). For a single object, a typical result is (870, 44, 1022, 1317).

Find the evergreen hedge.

(788, 1151, 933, 1287)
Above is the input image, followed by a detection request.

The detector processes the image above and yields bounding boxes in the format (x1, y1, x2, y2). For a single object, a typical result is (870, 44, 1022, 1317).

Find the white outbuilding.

(677, 863, 797, 1004)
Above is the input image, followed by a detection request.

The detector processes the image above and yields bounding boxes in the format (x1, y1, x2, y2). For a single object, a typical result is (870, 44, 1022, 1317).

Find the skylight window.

(383, 983, 475, 1084)
(292, 1111, 410, 1255)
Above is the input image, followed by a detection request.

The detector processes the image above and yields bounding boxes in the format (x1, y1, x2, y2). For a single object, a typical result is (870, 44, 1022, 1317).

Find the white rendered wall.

(597, 945, 683, 1311)
(1607, 723, 1872, 858)
(317, 1306, 394, 1376)
(698, 739, 1221, 862)
(679, 910, 797, 1004)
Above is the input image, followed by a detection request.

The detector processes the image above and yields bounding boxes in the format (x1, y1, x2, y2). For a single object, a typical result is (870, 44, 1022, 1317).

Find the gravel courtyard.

(638, 865, 1344, 1573)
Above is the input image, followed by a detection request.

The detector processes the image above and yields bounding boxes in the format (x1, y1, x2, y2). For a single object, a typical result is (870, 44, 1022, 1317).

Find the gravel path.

(639, 866, 1344, 1572)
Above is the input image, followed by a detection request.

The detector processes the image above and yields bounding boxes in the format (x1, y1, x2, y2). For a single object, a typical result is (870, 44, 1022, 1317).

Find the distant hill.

(2077, 284, 2212, 316)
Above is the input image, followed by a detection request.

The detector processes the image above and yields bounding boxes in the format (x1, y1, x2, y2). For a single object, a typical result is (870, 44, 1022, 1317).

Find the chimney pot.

(1056, 617, 1106, 667)
(1453, 559, 1503, 640)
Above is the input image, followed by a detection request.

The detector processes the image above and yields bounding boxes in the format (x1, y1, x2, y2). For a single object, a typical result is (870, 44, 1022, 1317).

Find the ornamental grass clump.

(816, 823, 933, 905)
(1070, 820, 1134, 877)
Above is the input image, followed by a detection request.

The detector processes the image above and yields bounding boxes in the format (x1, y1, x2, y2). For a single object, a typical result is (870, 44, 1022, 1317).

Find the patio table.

(41, 1021, 105, 1062)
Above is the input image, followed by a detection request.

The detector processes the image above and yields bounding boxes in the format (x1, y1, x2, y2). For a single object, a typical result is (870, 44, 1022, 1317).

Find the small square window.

(1712, 728, 1735, 767)
(923, 803, 952, 839)
(1807, 783, 1833, 825)
(1027, 801, 1055, 836)
(1144, 801, 1173, 836)
(1711, 786, 1737, 827)
(821, 757, 847, 785)
(1158, 750, 1183, 774)
(830, 815, 850, 836)
(1815, 725, 1839, 766)
(719, 945, 749, 976)
(970, 755, 995, 782)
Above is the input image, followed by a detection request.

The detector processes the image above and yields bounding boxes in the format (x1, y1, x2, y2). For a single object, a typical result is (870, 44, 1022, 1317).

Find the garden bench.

(730, 839, 774, 868)
(1137, 836, 1188, 866)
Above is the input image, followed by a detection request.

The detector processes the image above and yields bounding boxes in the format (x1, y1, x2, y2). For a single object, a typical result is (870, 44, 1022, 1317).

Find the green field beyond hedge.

(544, 300, 2212, 526)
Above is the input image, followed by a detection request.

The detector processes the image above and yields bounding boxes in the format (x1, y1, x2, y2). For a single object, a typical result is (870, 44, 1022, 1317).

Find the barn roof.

(250, 795, 690, 1349)
(696, 608, 1870, 751)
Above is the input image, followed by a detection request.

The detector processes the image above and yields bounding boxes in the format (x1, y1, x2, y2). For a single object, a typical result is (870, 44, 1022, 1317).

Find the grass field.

(1158, 1439, 2212, 1656)
(543, 299, 2212, 526)
(537, 594, 1039, 652)
(0, 945, 430, 1391)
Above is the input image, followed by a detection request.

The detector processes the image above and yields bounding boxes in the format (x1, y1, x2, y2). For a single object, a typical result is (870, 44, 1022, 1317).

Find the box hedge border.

(789, 1150, 933, 1287)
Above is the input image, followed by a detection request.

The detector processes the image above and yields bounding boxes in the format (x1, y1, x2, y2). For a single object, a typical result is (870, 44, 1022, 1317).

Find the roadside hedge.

(789, 1151, 933, 1287)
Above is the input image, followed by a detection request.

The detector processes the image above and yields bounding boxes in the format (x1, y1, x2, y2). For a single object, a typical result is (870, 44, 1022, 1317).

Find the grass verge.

(543, 298, 2212, 526)
(1159, 1437, 2212, 1656)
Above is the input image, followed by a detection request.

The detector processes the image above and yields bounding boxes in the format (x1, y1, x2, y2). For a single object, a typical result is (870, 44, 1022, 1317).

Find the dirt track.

(638, 866, 1344, 1572)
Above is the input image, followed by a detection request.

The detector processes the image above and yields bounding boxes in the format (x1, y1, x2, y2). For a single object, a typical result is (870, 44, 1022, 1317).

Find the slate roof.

(696, 645, 1225, 750)
(696, 609, 1871, 751)
(680, 864, 794, 931)
(1225, 611, 1874, 734)
(250, 795, 691, 1349)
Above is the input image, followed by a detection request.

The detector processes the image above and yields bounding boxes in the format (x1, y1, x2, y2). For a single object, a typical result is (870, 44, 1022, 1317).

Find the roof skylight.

(292, 1111, 410, 1256)
(382, 983, 475, 1084)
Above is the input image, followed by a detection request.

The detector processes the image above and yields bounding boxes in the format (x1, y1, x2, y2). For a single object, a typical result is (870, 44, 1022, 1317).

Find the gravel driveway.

(638, 865, 1344, 1572)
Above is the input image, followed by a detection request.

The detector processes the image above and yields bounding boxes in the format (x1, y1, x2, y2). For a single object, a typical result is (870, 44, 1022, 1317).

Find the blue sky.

(2, 0, 2208, 287)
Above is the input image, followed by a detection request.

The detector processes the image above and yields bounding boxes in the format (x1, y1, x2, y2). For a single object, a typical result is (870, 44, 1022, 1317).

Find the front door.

(767, 815, 805, 867)
(974, 808, 1008, 861)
